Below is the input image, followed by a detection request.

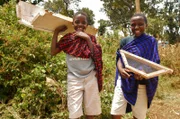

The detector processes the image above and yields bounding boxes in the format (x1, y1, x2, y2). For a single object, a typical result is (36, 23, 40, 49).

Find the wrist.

(118, 67, 123, 72)
(54, 31, 59, 35)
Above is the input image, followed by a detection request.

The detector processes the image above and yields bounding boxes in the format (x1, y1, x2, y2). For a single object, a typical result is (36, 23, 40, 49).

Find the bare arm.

(51, 25, 67, 56)
(117, 59, 131, 79)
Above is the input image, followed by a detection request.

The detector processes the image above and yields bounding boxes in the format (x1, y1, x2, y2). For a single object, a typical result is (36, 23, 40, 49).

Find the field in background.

(148, 44, 180, 119)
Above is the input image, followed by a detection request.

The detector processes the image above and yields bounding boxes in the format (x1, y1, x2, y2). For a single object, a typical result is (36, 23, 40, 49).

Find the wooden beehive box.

(16, 1, 98, 35)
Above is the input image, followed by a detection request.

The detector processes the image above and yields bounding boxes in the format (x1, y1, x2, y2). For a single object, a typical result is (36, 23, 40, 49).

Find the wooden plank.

(16, 1, 98, 35)
(147, 69, 168, 79)
(31, 13, 97, 35)
(121, 50, 173, 72)
(120, 49, 173, 79)
(126, 65, 148, 79)
(16, 1, 44, 22)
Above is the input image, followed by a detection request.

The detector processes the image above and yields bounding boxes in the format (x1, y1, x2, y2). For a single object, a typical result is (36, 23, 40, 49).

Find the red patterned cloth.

(57, 32, 103, 92)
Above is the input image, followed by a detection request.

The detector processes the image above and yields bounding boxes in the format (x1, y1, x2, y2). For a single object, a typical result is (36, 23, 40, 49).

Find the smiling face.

(130, 16, 147, 37)
(72, 14, 88, 32)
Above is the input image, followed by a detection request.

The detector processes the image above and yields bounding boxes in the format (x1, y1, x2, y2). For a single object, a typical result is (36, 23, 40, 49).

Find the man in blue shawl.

(111, 13, 160, 119)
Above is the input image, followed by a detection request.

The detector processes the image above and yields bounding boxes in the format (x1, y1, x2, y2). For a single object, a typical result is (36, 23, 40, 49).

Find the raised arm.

(51, 25, 67, 56)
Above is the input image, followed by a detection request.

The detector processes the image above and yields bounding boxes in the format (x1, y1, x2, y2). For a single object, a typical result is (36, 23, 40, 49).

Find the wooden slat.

(16, 1, 98, 35)
(120, 49, 173, 79)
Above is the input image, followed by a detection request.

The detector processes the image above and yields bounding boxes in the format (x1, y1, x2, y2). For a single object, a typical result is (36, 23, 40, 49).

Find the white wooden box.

(16, 1, 98, 35)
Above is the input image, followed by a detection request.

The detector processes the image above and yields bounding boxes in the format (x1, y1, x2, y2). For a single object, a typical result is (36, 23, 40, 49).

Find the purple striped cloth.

(115, 33, 160, 112)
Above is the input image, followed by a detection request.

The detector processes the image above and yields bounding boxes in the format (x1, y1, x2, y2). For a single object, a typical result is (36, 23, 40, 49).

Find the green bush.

(0, 1, 68, 118)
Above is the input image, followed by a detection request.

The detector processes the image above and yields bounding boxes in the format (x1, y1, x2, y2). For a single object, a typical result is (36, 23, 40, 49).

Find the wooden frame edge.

(119, 49, 173, 79)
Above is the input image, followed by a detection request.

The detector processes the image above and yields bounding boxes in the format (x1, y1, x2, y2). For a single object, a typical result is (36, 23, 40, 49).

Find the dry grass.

(158, 43, 180, 76)
(147, 43, 180, 119)
(148, 89, 180, 119)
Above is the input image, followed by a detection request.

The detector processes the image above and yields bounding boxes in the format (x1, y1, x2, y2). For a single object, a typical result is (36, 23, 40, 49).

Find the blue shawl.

(115, 33, 160, 113)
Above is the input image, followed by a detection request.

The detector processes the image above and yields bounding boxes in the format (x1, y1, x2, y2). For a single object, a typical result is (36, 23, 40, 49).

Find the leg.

(111, 115, 122, 119)
(110, 77, 127, 118)
(67, 73, 84, 119)
(85, 115, 95, 119)
(69, 118, 80, 119)
(131, 85, 148, 119)
(84, 71, 101, 116)
(133, 116, 137, 119)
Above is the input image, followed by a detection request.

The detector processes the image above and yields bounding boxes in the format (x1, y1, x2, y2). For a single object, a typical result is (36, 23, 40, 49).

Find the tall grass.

(159, 44, 180, 76)
(155, 44, 180, 100)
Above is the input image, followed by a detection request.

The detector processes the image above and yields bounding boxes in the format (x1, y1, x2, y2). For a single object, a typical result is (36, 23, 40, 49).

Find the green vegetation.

(101, 0, 180, 44)
(0, 1, 179, 119)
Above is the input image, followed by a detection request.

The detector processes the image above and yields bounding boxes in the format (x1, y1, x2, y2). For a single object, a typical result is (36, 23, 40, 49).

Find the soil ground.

(148, 89, 180, 119)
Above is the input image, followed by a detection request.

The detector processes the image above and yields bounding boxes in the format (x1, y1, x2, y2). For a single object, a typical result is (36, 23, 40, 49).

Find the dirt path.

(148, 89, 180, 119)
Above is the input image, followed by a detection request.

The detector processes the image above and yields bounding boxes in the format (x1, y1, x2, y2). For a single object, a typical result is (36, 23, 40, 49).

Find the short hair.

(73, 11, 88, 20)
(131, 13, 148, 24)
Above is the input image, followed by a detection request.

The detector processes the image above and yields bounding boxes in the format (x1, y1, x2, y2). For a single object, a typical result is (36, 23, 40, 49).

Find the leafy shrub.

(0, 1, 68, 118)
